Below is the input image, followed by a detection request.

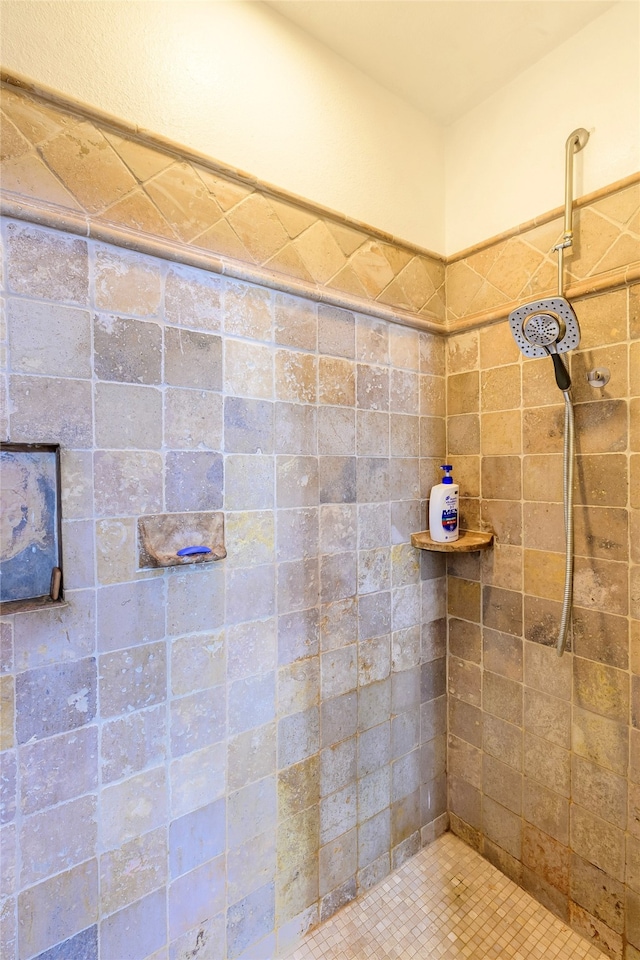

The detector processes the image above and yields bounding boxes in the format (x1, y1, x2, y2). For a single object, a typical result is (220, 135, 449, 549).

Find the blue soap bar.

(177, 546, 212, 557)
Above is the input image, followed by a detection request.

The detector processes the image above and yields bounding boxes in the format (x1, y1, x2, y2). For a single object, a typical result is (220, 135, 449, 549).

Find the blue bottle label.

(442, 508, 458, 532)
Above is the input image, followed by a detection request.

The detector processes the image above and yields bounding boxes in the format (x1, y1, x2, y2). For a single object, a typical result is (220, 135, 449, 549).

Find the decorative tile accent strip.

(0, 76, 446, 331)
(2, 73, 638, 336)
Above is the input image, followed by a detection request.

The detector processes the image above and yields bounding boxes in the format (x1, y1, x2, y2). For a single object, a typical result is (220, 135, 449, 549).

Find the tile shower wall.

(0, 218, 447, 960)
(446, 283, 640, 959)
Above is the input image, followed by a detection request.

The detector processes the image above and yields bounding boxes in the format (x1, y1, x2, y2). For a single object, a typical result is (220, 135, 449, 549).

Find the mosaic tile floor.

(284, 832, 607, 960)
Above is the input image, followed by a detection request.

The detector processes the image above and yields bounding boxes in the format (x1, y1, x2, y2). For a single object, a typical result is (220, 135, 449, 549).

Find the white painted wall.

(0, 0, 445, 251)
(445, 2, 640, 252)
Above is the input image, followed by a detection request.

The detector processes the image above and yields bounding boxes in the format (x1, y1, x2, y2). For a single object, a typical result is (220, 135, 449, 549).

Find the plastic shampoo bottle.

(429, 464, 459, 542)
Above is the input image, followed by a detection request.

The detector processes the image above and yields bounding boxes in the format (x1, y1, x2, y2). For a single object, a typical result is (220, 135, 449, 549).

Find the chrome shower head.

(509, 297, 580, 392)
(509, 297, 580, 358)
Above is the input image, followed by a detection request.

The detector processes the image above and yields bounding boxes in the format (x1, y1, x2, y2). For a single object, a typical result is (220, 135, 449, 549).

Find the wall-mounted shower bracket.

(586, 367, 611, 388)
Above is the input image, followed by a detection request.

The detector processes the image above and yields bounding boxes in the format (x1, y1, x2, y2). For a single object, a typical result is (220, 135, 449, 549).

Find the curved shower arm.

(554, 127, 589, 296)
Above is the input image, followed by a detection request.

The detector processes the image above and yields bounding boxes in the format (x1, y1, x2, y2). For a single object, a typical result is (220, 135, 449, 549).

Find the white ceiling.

(265, 0, 617, 124)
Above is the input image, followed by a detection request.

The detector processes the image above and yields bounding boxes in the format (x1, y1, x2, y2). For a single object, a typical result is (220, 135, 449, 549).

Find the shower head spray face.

(509, 297, 580, 359)
(523, 313, 565, 349)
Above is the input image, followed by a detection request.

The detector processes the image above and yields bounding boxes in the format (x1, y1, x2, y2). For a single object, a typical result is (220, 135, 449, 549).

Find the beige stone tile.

(226, 192, 291, 264)
(225, 339, 274, 398)
(631, 341, 640, 397)
(446, 330, 478, 374)
(39, 120, 137, 213)
(522, 453, 563, 502)
(482, 584, 522, 636)
(419, 332, 446, 376)
(447, 577, 480, 622)
(569, 208, 624, 281)
(522, 404, 565, 455)
(448, 618, 481, 663)
(572, 607, 629, 671)
(95, 517, 144, 585)
(95, 382, 162, 449)
(573, 555, 628, 617)
(481, 410, 521, 455)
(523, 548, 565, 602)
(447, 371, 479, 416)
(448, 697, 482, 748)
(524, 731, 570, 798)
(571, 852, 625, 935)
(318, 357, 355, 407)
(448, 776, 481, 830)
(522, 821, 569, 895)
(524, 687, 570, 748)
(486, 236, 546, 301)
(448, 734, 481, 789)
(448, 656, 481, 707)
(390, 257, 437, 312)
(145, 161, 224, 243)
(574, 656, 629, 725)
(103, 130, 173, 180)
(224, 281, 273, 340)
(276, 350, 317, 404)
(196, 216, 254, 264)
(481, 455, 521, 500)
(294, 221, 347, 284)
(0, 675, 14, 751)
(99, 826, 166, 916)
(480, 498, 521, 545)
(101, 187, 178, 240)
(570, 342, 629, 403)
(483, 753, 522, 815)
(573, 505, 629, 563)
(94, 246, 162, 317)
(2, 149, 84, 210)
(388, 325, 420, 372)
(164, 265, 222, 332)
(522, 356, 562, 407)
(482, 713, 522, 770)
(421, 416, 446, 461)
(523, 778, 569, 845)
(484, 671, 522, 726)
(570, 803, 625, 882)
(445, 260, 484, 321)
(348, 241, 395, 298)
(5, 221, 89, 303)
(522, 502, 564, 553)
(390, 369, 420, 414)
(447, 413, 479, 455)
(569, 901, 624, 959)
(573, 288, 628, 349)
(523, 640, 571, 699)
(483, 628, 523, 681)
(572, 755, 627, 829)
(572, 705, 629, 779)
(164, 388, 222, 450)
(8, 299, 91, 379)
(274, 293, 317, 351)
(480, 363, 521, 412)
(574, 399, 628, 454)
(482, 795, 521, 860)
(478, 320, 521, 368)
(447, 455, 478, 499)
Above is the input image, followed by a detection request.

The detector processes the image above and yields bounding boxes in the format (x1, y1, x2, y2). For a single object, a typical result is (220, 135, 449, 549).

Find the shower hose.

(557, 389, 575, 657)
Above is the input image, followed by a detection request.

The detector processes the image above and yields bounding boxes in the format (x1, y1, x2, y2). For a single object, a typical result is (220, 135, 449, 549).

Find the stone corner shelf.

(410, 530, 494, 553)
(138, 511, 227, 569)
